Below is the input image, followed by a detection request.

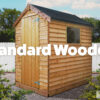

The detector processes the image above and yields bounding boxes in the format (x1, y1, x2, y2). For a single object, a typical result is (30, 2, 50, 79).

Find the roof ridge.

(14, 4, 93, 27)
(30, 4, 75, 16)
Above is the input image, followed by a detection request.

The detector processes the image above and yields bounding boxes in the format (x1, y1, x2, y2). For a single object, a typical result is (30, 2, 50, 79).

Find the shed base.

(16, 82, 48, 97)
(49, 80, 88, 96)
(16, 80, 88, 97)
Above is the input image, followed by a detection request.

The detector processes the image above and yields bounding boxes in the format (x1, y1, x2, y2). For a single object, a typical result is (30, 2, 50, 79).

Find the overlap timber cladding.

(39, 17, 49, 91)
(15, 10, 92, 96)
(15, 21, 22, 83)
(48, 20, 92, 96)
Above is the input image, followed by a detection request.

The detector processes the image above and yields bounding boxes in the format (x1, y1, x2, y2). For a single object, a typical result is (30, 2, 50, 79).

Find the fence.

(92, 43, 100, 72)
(0, 43, 15, 72)
(0, 43, 100, 72)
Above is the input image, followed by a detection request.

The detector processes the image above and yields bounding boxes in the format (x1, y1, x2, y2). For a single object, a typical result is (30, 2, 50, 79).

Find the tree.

(96, 21, 100, 34)
(0, 8, 21, 42)
(83, 17, 100, 42)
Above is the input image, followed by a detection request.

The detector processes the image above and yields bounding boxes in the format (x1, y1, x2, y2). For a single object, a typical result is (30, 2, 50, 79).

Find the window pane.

(67, 27, 80, 43)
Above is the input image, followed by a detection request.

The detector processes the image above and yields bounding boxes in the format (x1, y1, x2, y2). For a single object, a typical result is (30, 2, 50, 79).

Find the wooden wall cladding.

(48, 20, 92, 96)
(39, 17, 49, 91)
(15, 9, 92, 97)
(15, 21, 22, 83)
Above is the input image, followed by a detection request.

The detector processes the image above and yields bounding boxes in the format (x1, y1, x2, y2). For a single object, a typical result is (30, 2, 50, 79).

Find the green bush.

(96, 64, 100, 73)
(12, 68, 15, 72)
(80, 73, 100, 100)
(96, 69, 100, 73)
(0, 65, 33, 100)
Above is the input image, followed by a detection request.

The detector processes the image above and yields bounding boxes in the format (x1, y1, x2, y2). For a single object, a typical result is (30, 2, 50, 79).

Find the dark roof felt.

(31, 4, 93, 27)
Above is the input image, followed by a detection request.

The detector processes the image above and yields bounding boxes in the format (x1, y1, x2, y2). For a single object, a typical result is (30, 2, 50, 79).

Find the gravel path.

(3, 73, 98, 100)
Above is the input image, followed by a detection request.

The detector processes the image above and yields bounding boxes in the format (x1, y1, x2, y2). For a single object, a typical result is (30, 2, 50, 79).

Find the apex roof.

(14, 4, 93, 27)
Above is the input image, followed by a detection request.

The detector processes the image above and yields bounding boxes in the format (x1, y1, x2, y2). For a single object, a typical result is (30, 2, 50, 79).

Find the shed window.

(67, 27, 80, 43)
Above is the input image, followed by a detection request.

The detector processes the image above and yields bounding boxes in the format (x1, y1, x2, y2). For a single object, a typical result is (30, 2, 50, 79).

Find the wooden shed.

(14, 4, 93, 96)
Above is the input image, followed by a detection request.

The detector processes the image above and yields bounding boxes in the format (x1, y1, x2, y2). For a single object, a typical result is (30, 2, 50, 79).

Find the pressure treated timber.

(48, 20, 92, 96)
(15, 5, 92, 97)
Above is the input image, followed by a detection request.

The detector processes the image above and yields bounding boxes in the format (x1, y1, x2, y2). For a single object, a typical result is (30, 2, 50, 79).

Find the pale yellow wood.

(21, 15, 40, 88)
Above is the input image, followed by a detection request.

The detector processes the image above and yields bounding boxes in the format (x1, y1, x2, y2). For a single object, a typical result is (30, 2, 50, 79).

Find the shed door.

(21, 15, 40, 89)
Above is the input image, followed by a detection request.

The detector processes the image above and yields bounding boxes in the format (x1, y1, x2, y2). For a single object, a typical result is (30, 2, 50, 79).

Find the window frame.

(66, 26, 81, 45)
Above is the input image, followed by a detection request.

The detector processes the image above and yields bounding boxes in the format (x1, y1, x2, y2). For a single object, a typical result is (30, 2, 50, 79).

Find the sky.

(0, 0, 100, 19)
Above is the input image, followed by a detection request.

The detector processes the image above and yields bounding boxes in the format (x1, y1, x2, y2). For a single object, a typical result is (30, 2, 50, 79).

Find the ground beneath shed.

(4, 73, 97, 100)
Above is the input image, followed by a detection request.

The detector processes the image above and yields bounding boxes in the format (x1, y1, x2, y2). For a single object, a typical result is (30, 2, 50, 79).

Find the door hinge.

(34, 81, 40, 85)
(36, 18, 39, 22)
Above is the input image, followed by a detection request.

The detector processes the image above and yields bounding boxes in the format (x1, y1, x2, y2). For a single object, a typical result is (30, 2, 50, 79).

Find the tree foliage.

(0, 8, 100, 43)
(83, 17, 100, 42)
(0, 8, 21, 42)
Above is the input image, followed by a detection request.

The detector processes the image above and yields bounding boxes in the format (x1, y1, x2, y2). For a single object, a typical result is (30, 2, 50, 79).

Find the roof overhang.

(13, 4, 51, 27)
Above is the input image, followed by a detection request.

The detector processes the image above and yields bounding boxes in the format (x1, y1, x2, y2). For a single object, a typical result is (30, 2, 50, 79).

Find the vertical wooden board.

(21, 17, 33, 86)
(24, 18, 27, 85)
(30, 17, 33, 87)
(21, 18, 25, 85)
(35, 15, 40, 89)
(27, 17, 32, 86)
(31, 16, 36, 88)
